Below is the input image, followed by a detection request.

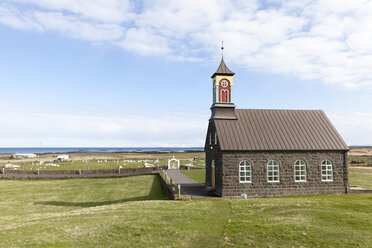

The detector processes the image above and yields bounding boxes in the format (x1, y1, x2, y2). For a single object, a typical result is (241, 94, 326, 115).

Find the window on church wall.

(294, 160, 307, 182)
(214, 132, 218, 145)
(209, 133, 212, 145)
(239, 160, 251, 183)
(321, 160, 333, 181)
(267, 160, 280, 182)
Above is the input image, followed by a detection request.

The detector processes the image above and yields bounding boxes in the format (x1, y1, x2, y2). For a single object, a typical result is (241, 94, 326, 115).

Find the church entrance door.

(211, 160, 215, 188)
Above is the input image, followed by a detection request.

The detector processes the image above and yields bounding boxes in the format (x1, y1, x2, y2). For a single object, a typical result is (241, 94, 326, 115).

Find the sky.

(0, 0, 372, 147)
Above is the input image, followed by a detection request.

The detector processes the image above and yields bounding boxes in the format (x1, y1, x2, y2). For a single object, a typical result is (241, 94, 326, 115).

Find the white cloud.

(117, 28, 170, 56)
(0, 5, 42, 30)
(328, 112, 372, 146)
(8, 0, 133, 23)
(32, 11, 124, 41)
(1, 0, 372, 88)
(0, 110, 208, 147)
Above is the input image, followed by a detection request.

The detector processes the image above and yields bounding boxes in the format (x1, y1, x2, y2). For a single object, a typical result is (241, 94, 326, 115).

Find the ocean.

(0, 147, 204, 154)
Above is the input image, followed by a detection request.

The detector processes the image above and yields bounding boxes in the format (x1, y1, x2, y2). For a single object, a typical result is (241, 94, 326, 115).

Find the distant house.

(13, 153, 38, 159)
(56, 155, 69, 161)
(205, 57, 349, 198)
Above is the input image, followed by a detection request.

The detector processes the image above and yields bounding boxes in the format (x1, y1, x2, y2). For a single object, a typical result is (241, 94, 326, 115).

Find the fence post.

(2, 168, 4, 174)
(178, 184, 181, 199)
(37, 169, 40, 175)
(78, 168, 81, 175)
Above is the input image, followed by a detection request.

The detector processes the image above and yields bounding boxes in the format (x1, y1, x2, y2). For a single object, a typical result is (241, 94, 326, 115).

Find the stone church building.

(205, 57, 349, 198)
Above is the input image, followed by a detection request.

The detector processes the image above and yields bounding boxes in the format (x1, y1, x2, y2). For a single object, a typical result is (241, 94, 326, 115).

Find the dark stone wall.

(205, 120, 224, 195)
(219, 150, 348, 198)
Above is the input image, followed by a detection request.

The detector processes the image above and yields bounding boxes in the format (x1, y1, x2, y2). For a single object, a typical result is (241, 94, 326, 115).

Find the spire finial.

(221, 40, 224, 56)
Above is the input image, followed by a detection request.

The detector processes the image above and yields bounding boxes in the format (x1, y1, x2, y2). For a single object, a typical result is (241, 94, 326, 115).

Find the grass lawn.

(0, 175, 230, 248)
(0, 175, 371, 247)
(225, 194, 372, 247)
(181, 169, 205, 184)
(349, 167, 372, 189)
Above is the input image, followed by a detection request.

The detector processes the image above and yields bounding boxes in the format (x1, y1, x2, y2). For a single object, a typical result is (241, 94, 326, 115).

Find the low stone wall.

(0, 166, 168, 180)
(349, 189, 372, 194)
(349, 163, 372, 167)
(179, 165, 203, 170)
(158, 174, 175, 200)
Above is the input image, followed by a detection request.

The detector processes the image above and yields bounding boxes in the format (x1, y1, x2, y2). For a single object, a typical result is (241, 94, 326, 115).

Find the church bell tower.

(210, 55, 237, 120)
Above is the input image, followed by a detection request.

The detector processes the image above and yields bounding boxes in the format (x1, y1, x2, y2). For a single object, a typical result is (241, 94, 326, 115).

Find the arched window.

(220, 89, 229, 102)
(239, 160, 251, 183)
(219, 79, 230, 103)
(214, 132, 218, 145)
(294, 160, 307, 182)
(267, 160, 279, 182)
(321, 160, 333, 181)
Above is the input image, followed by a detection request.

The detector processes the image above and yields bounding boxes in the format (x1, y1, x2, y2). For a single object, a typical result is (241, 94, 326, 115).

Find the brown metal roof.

(211, 57, 235, 78)
(214, 109, 349, 151)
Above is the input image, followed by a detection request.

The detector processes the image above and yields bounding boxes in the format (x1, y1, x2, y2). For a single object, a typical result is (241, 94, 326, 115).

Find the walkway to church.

(166, 170, 218, 199)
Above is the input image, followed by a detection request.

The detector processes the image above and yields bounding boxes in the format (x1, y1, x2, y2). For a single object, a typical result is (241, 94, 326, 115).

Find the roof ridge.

(235, 108, 323, 112)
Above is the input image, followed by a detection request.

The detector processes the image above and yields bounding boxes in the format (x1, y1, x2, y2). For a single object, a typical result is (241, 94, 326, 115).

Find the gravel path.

(165, 169, 217, 199)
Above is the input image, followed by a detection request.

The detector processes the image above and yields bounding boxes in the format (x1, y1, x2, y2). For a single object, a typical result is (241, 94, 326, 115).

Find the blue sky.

(0, 0, 372, 147)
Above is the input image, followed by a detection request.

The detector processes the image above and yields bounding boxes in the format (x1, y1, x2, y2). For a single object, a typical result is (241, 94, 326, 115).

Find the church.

(205, 57, 349, 198)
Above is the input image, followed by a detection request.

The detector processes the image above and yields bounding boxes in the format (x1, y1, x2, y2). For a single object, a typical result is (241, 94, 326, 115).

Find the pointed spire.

(221, 40, 224, 56)
(211, 56, 235, 78)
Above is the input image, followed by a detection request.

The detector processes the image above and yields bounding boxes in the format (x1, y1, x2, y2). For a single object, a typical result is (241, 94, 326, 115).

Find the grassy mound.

(0, 175, 371, 247)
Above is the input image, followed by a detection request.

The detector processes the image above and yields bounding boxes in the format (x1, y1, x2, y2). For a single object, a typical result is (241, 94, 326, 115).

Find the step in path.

(165, 169, 217, 199)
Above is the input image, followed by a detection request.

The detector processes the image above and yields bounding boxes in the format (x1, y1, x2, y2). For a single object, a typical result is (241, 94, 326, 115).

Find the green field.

(0, 152, 206, 171)
(4, 160, 205, 171)
(349, 167, 372, 189)
(0, 174, 371, 247)
(181, 169, 206, 184)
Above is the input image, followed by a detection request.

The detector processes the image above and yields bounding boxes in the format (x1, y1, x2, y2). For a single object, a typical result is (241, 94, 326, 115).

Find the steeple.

(210, 53, 237, 120)
(211, 57, 235, 78)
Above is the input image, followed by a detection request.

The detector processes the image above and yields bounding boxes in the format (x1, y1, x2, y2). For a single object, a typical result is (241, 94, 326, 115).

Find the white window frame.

(214, 132, 218, 145)
(239, 160, 252, 183)
(267, 160, 280, 182)
(221, 80, 228, 87)
(321, 160, 333, 181)
(294, 160, 307, 182)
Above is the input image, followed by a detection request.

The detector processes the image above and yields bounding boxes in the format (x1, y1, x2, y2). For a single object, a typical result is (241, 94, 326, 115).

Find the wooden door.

(211, 160, 215, 188)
